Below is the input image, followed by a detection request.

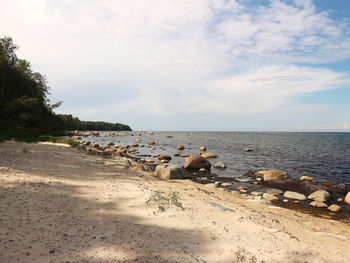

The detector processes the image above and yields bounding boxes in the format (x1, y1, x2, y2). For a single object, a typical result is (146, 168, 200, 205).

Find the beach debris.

(199, 146, 206, 151)
(243, 148, 253, 152)
(308, 190, 331, 202)
(345, 192, 350, 204)
(214, 162, 227, 169)
(255, 170, 288, 181)
(327, 204, 342, 212)
(184, 154, 211, 169)
(310, 201, 328, 208)
(207, 202, 235, 212)
(201, 152, 217, 158)
(154, 164, 185, 180)
(300, 176, 314, 181)
(177, 144, 185, 150)
(283, 191, 307, 200)
(316, 232, 347, 241)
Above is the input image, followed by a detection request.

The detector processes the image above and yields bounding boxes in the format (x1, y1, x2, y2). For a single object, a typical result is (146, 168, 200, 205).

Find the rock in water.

(310, 201, 328, 208)
(154, 164, 185, 180)
(327, 204, 341, 212)
(158, 154, 172, 161)
(199, 146, 206, 151)
(184, 154, 211, 169)
(243, 148, 253, 152)
(283, 191, 307, 200)
(214, 162, 227, 169)
(255, 170, 288, 181)
(148, 141, 155, 145)
(345, 192, 350, 205)
(308, 190, 331, 202)
(300, 176, 314, 181)
(263, 193, 279, 201)
(177, 144, 185, 150)
(201, 152, 217, 158)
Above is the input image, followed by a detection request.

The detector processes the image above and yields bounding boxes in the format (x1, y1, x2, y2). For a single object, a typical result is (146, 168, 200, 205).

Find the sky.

(1, 0, 350, 131)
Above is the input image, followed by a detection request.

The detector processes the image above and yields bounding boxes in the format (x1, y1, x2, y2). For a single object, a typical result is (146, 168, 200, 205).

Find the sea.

(85, 131, 350, 186)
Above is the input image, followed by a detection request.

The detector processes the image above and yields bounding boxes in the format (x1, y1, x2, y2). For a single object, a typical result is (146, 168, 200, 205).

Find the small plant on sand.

(22, 147, 29, 153)
(210, 232, 217, 240)
(146, 191, 183, 213)
(234, 247, 262, 263)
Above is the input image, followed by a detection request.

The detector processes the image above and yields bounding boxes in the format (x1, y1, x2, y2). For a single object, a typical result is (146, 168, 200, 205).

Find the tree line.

(0, 36, 131, 133)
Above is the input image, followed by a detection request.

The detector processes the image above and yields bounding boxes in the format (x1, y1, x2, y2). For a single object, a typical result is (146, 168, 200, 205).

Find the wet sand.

(0, 141, 349, 262)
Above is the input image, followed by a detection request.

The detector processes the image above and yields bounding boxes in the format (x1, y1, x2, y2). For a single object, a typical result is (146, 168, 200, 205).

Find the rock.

(283, 191, 307, 200)
(345, 192, 350, 205)
(147, 131, 153, 135)
(145, 159, 155, 164)
(135, 139, 142, 142)
(199, 146, 206, 151)
(184, 154, 211, 170)
(148, 141, 155, 145)
(201, 152, 217, 158)
(308, 190, 331, 202)
(199, 168, 207, 172)
(177, 144, 185, 150)
(337, 197, 343, 202)
(154, 164, 185, 180)
(114, 144, 121, 148)
(107, 141, 114, 146)
(159, 160, 169, 164)
(104, 148, 115, 155)
(327, 204, 341, 212)
(221, 182, 232, 187)
(204, 183, 217, 188)
(263, 193, 279, 201)
(214, 162, 227, 169)
(173, 153, 180, 156)
(240, 189, 248, 193)
(131, 143, 139, 147)
(93, 143, 99, 148)
(243, 148, 253, 152)
(310, 201, 328, 208)
(128, 165, 149, 172)
(255, 170, 288, 181)
(251, 191, 263, 196)
(166, 135, 173, 138)
(158, 154, 172, 161)
(300, 176, 314, 181)
(266, 188, 284, 196)
(237, 186, 246, 191)
(73, 136, 82, 140)
(180, 154, 189, 157)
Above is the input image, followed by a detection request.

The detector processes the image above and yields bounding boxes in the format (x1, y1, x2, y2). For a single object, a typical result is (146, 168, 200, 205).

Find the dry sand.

(0, 141, 349, 263)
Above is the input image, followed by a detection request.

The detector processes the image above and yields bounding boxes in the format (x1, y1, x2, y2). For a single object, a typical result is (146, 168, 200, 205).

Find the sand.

(0, 140, 349, 263)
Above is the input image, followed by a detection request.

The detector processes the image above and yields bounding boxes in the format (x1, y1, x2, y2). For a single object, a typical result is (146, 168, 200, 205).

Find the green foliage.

(146, 191, 184, 213)
(0, 36, 132, 133)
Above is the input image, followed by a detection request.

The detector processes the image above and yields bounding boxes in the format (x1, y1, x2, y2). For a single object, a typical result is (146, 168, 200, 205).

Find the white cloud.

(0, 0, 350, 126)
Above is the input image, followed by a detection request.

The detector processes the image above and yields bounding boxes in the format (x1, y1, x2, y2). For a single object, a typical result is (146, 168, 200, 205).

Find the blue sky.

(1, 0, 350, 131)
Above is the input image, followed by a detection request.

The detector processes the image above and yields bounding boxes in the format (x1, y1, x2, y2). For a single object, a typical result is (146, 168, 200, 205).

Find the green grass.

(146, 191, 184, 213)
(0, 130, 78, 147)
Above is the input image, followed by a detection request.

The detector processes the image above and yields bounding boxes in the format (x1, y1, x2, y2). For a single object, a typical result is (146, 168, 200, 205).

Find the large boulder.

(307, 190, 331, 202)
(184, 154, 211, 170)
(255, 170, 288, 181)
(345, 192, 350, 205)
(201, 152, 217, 158)
(283, 191, 307, 200)
(154, 164, 185, 180)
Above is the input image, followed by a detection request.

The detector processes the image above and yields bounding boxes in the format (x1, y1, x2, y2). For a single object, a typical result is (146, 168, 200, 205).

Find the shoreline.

(1, 140, 350, 262)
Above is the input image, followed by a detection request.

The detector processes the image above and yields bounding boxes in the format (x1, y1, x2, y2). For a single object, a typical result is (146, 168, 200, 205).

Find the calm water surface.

(87, 132, 350, 185)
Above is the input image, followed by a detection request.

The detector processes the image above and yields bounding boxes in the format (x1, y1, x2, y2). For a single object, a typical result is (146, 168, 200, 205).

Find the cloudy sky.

(1, 0, 350, 131)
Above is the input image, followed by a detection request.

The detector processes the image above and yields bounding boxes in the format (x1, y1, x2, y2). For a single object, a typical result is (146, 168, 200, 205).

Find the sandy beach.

(0, 141, 349, 263)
